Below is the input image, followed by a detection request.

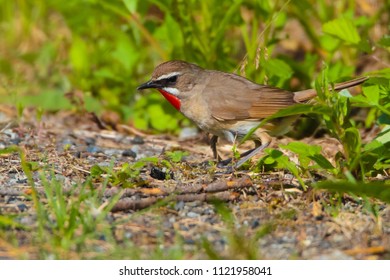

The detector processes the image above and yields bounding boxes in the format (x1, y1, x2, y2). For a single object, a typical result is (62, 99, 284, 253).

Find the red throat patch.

(158, 89, 181, 111)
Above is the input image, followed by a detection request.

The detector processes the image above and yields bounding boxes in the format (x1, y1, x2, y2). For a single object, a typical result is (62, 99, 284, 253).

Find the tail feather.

(293, 76, 368, 102)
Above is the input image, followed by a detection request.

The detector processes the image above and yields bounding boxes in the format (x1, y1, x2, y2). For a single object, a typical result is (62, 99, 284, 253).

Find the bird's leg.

(234, 142, 270, 168)
(217, 133, 271, 168)
(216, 140, 260, 168)
(217, 146, 255, 167)
(210, 135, 222, 162)
(234, 133, 271, 168)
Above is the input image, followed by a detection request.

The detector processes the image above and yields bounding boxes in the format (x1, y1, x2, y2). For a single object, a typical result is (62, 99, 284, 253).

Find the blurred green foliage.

(1, 0, 388, 133)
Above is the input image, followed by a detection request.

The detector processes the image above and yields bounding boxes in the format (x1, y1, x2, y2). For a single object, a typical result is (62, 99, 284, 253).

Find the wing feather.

(205, 71, 296, 121)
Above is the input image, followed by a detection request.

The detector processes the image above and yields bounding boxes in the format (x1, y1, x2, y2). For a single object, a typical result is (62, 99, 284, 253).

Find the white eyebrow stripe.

(155, 72, 181, 81)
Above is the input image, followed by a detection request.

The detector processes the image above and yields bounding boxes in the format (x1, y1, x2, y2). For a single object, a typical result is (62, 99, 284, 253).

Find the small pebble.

(174, 201, 185, 211)
(251, 219, 260, 229)
(122, 149, 137, 158)
(150, 166, 173, 180)
(62, 138, 75, 146)
(150, 167, 166, 180)
(86, 146, 101, 153)
(131, 136, 144, 144)
(184, 239, 195, 245)
(17, 204, 28, 212)
(103, 149, 118, 156)
(187, 211, 200, 218)
(10, 138, 22, 145)
(85, 137, 96, 146)
(179, 127, 198, 140)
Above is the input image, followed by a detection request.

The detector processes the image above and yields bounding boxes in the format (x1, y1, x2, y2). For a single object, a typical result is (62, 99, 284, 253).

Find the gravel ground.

(0, 111, 389, 259)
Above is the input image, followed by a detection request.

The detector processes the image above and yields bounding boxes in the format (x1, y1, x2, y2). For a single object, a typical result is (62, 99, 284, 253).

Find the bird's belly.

(221, 121, 262, 143)
(197, 121, 264, 143)
(216, 117, 297, 143)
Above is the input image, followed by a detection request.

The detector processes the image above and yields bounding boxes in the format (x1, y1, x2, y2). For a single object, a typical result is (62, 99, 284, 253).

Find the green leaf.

(69, 37, 89, 72)
(320, 34, 340, 52)
(111, 35, 139, 71)
(265, 149, 305, 187)
(323, 18, 361, 44)
(123, 0, 137, 13)
(264, 58, 293, 80)
(166, 151, 189, 163)
(0, 215, 25, 229)
(344, 127, 361, 155)
(20, 90, 73, 111)
(315, 181, 390, 203)
(307, 154, 335, 170)
(280, 142, 335, 170)
(377, 35, 390, 47)
(90, 165, 106, 177)
(374, 125, 390, 145)
(362, 85, 380, 105)
(154, 15, 183, 50)
(84, 95, 103, 114)
(281, 141, 321, 156)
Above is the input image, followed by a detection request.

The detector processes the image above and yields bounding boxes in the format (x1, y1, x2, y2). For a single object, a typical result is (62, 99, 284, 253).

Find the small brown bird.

(137, 60, 367, 168)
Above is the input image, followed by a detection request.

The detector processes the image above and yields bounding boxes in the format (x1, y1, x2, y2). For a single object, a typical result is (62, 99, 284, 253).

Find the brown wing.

(204, 71, 296, 121)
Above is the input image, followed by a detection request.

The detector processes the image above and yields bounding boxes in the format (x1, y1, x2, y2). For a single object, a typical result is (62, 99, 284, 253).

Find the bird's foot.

(215, 158, 235, 174)
(216, 158, 233, 168)
(215, 165, 234, 174)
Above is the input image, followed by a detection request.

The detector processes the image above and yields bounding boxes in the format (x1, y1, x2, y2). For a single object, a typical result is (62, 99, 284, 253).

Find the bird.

(137, 60, 367, 169)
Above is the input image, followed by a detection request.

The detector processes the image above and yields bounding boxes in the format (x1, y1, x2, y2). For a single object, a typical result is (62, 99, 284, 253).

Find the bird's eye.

(166, 75, 177, 83)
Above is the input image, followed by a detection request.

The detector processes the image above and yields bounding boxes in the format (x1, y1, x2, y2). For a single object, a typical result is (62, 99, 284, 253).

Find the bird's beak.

(137, 80, 160, 90)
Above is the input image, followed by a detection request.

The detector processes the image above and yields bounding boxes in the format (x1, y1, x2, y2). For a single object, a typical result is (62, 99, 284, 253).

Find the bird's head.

(137, 60, 203, 110)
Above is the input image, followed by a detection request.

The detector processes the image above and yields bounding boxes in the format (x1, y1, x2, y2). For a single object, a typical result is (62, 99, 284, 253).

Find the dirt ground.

(0, 109, 389, 259)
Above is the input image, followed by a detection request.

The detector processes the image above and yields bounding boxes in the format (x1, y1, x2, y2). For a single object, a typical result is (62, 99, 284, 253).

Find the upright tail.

(293, 76, 368, 102)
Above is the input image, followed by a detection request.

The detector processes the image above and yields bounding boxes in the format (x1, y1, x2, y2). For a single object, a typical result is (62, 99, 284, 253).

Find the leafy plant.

(315, 180, 390, 204)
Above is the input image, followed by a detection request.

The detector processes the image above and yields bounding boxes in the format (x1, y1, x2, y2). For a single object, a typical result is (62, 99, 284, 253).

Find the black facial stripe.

(166, 75, 177, 84)
(156, 75, 178, 87)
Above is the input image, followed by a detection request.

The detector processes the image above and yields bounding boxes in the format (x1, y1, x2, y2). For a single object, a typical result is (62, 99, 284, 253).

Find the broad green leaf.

(90, 165, 106, 177)
(378, 35, 390, 47)
(323, 18, 361, 44)
(69, 37, 89, 72)
(307, 154, 335, 170)
(378, 114, 390, 125)
(264, 58, 293, 80)
(133, 112, 148, 130)
(343, 127, 361, 155)
(0, 215, 25, 229)
(84, 95, 103, 114)
(280, 142, 335, 170)
(138, 157, 159, 164)
(374, 125, 390, 145)
(320, 34, 340, 52)
(364, 140, 383, 152)
(350, 94, 370, 107)
(281, 142, 321, 156)
(123, 0, 137, 13)
(20, 90, 73, 111)
(166, 151, 189, 163)
(327, 61, 354, 82)
(265, 149, 305, 187)
(362, 85, 380, 105)
(154, 15, 183, 49)
(315, 181, 390, 203)
(111, 35, 139, 71)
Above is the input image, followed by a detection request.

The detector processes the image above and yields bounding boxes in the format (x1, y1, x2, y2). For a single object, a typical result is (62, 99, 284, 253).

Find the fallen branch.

(105, 175, 253, 199)
(110, 191, 240, 212)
